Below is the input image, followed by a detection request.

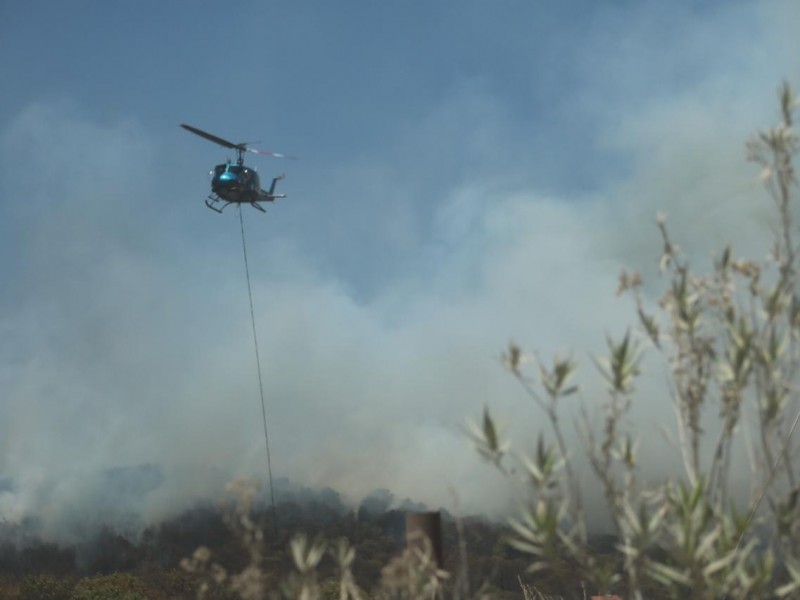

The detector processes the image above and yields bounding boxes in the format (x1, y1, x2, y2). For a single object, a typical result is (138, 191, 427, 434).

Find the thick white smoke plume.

(1, 2, 799, 541)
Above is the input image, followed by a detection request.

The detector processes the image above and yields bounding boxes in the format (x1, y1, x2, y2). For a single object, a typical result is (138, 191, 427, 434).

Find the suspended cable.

(238, 205, 278, 536)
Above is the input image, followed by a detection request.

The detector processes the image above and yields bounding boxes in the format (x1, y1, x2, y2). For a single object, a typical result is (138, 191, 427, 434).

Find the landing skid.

(205, 195, 231, 213)
(204, 194, 267, 214)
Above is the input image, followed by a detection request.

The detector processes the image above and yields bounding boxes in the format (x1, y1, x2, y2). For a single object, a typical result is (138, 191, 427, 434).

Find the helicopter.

(180, 123, 295, 213)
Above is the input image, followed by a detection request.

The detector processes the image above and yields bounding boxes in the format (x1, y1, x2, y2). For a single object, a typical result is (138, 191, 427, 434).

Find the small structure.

(404, 511, 444, 569)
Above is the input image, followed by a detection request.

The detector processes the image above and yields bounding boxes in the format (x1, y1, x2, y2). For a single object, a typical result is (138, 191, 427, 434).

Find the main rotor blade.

(246, 147, 298, 160)
(181, 123, 297, 159)
(180, 124, 239, 150)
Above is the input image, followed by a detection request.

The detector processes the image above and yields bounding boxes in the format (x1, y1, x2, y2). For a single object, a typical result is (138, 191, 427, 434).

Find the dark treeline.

(0, 476, 636, 599)
(0, 487, 573, 599)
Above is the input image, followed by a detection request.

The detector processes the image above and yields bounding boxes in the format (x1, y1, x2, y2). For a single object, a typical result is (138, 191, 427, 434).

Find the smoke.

(2, 2, 800, 541)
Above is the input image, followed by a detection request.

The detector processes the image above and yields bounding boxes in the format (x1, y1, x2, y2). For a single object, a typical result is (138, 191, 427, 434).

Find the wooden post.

(405, 511, 443, 569)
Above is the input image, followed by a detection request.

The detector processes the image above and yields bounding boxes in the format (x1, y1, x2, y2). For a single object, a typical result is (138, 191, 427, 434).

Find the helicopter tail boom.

(258, 174, 286, 202)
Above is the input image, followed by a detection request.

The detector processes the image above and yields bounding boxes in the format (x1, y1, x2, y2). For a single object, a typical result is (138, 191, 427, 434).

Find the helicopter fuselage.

(211, 163, 261, 203)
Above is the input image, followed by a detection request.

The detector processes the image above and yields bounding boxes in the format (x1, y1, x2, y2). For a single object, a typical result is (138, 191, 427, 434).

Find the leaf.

(645, 560, 690, 587)
(702, 551, 735, 579)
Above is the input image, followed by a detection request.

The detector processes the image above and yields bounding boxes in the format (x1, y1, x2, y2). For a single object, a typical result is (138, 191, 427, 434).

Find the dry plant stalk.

(475, 83, 800, 599)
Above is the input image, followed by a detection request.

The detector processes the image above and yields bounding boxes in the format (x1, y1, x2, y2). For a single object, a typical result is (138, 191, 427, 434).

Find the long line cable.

(238, 205, 278, 536)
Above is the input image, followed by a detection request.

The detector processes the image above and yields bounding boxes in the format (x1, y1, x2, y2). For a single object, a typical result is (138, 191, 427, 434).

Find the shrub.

(471, 83, 800, 599)
(70, 572, 148, 600)
(19, 574, 74, 600)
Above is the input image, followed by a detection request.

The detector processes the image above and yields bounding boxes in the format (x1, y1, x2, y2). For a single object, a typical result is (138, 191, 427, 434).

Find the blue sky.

(1, 1, 799, 536)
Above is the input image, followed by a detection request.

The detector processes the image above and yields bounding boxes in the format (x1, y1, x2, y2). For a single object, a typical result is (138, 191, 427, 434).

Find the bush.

(471, 83, 800, 599)
(19, 574, 74, 600)
(70, 572, 148, 600)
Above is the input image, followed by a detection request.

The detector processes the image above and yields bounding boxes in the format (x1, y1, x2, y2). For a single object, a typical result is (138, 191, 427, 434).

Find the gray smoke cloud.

(2, 2, 799, 541)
